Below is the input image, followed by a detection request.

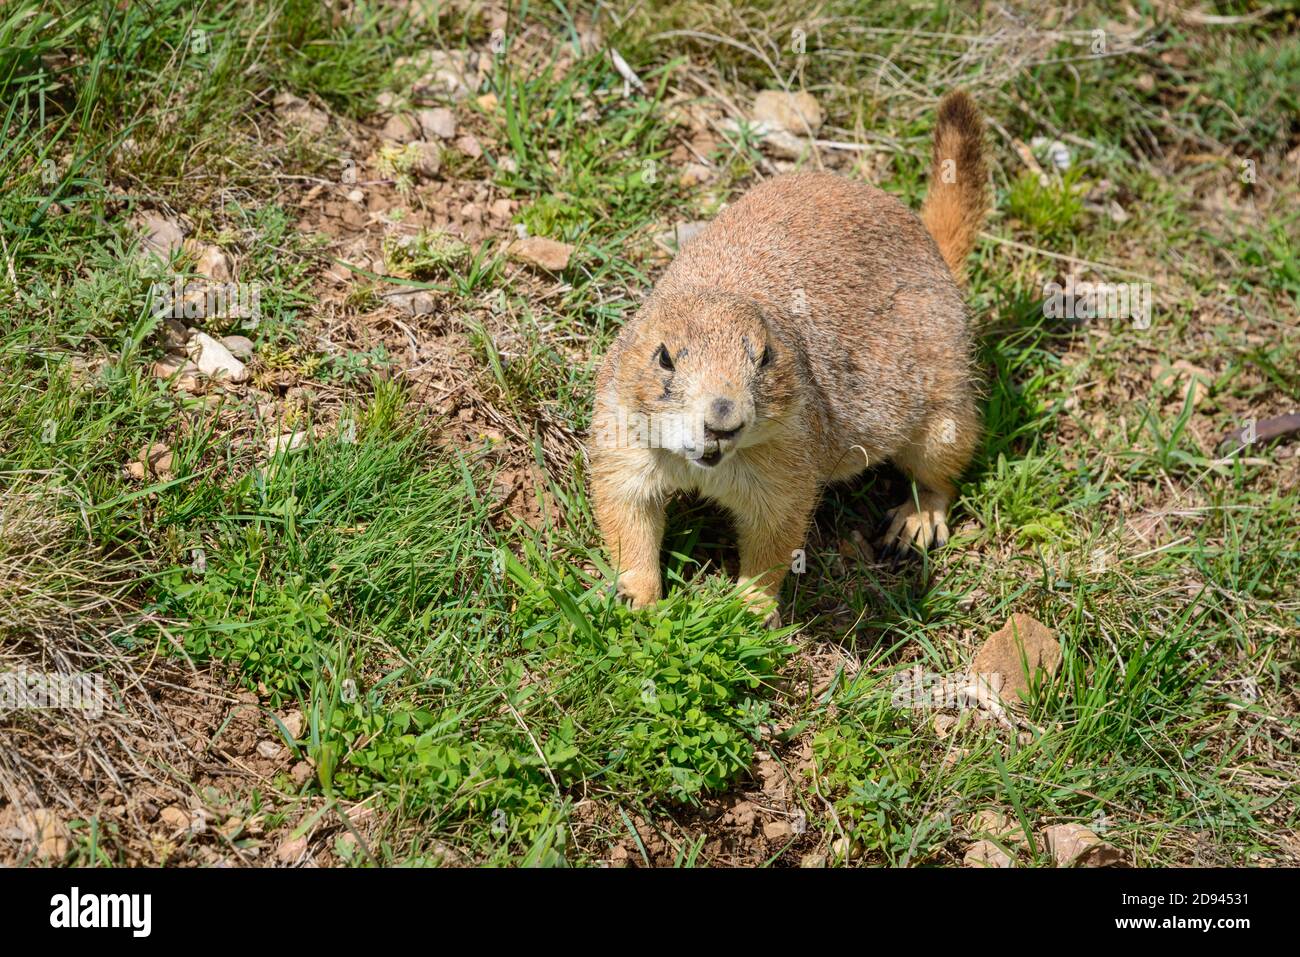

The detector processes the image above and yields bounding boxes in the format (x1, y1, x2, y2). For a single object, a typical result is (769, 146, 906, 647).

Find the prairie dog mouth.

(680, 416, 766, 467)
(680, 441, 727, 468)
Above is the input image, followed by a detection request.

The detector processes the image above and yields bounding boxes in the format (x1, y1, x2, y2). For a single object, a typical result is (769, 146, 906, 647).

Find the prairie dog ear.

(744, 296, 789, 341)
(743, 295, 788, 333)
(609, 307, 655, 376)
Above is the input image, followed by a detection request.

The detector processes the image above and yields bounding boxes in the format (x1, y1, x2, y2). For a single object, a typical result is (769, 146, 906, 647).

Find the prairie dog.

(589, 91, 990, 624)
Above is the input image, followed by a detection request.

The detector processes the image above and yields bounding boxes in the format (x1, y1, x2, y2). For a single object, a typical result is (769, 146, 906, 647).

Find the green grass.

(1, 0, 1297, 867)
(1004, 168, 1087, 246)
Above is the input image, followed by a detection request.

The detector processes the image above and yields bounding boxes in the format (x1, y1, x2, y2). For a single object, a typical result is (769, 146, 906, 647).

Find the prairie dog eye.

(656, 344, 674, 371)
(760, 344, 773, 367)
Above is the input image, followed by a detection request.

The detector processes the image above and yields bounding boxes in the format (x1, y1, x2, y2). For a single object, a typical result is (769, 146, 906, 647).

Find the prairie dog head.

(609, 291, 801, 469)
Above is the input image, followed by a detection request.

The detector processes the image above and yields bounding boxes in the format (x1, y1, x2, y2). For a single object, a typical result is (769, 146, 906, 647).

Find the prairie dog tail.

(920, 90, 989, 286)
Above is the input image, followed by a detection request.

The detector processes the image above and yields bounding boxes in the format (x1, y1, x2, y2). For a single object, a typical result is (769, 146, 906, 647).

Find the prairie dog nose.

(704, 397, 745, 439)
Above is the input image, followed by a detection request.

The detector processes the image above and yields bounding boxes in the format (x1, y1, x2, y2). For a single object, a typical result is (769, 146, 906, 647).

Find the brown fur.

(589, 91, 990, 623)
(920, 91, 990, 285)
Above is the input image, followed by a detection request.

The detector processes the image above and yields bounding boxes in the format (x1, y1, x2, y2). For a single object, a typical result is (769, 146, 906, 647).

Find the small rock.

(752, 90, 824, 133)
(970, 810, 1009, 832)
(1030, 136, 1071, 171)
(291, 761, 315, 787)
(347, 188, 365, 204)
(136, 211, 185, 264)
(276, 835, 308, 863)
(411, 140, 441, 178)
(383, 288, 436, 316)
(759, 816, 790, 842)
(454, 134, 483, 159)
(724, 800, 757, 831)
(274, 92, 330, 136)
(964, 839, 1014, 868)
(488, 198, 514, 221)
(188, 332, 248, 383)
(755, 127, 809, 159)
(405, 48, 478, 101)
(194, 244, 231, 282)
(763, 819, 793, 841)
(280, 709, 305, 739)
(679, 162, 713, 187)
(15, 809, 69, 861)
(508, 236, 573, 272)
(152, 353, 186, 378)
(159, 806, 191, 830)
(380, 113, 422, 144)
(135, 442, 174, 480)
(220, 335, 255, 361)
(970, 613, 1062, 703)
(799, 852, 827, 868)
(1041, 823, 1125, 867)
(162, 319, 190, 350)
(1154, 360, 1213, 408)
(933, 713, 958, 738)
(831, 836, 860, 861)
(267, 431, 307, 455)
(256, 740, 283, 760)
(968, 810, 1029, 848)
(417, 107, 457, 140)
(476, 92, 499, 111)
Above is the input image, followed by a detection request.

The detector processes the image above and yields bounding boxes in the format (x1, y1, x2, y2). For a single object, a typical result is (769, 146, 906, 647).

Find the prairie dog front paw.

(879, 489, 951, 555)
(742, 584, 782, 629)
(616, 570, 661, 609)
